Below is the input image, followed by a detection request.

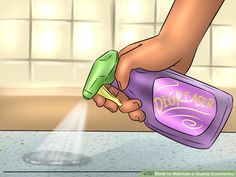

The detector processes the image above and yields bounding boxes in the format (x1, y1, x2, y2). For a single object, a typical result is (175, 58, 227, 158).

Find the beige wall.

(0, 95, 150, 131)
(0, 93, 235, 132)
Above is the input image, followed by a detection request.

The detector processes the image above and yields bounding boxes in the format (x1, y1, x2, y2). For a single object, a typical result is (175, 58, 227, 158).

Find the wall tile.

(0, 61, 29, 86)
(115, 24, 154, 50)
(155, 24, 162, 35)
(0, 0, 29, 19)
(192, 30, 210, 66)
(73, 63, 93, 87)
(32, 62, 74, 86)
(1, 0, 236, 89)
(73, 22, 111, 60)
(32, 0, 72, 19)
(212, 26, 236, 66)
(212, 67, 236, 88)
(32, 21, 71, 59)
(213, 0, 236, 25)
(186, 67, 211, 84)
(0, 20, 29, 59)
(116, 0, 155, 23)
(74, 0, 111, 22)
(156, 0, 174, 23)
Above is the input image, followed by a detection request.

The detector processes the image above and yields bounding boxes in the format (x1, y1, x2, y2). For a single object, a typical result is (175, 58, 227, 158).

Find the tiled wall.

(186, 0, 236, 88)
(0, 0, 235, 88)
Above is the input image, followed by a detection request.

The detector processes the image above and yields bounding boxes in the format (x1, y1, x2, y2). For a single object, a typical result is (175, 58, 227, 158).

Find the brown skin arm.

(94, 0, 224, 122)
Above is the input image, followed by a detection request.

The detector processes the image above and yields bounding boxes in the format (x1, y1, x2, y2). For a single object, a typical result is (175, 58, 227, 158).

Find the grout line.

(121, 22, 163, 26)
(210, 26, 213, 67)
(71, 0, 83, 78)
(191, 65, 236, 68)
(2, 59, 236, 68)
(32, 19, 99, 23)
(0, 59, 29, 62)
(0, 18, 99, 23)
(211, 24, 232, 27)
(155, 22, 164, 26)
(70, 0, 74, 59)
(209, 25, 213, 81)
(31, 59, 94, 63)
(28, 0, 32, 82)
(0, 59, 94, 63)
(0, 18, 30, 20)
(111, 0, 116, 49)
(153, 0, 157, 35)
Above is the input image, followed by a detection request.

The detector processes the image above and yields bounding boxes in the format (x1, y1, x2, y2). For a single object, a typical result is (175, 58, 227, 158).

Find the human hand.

(116, 35, 196, 90)
(93, 84, 145, 122)
(93, 34, 196, 122)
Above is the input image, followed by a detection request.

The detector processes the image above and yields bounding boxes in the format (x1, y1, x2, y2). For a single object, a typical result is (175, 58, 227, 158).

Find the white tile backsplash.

(155, 24, 162, 35)
(115, 24, 154, 50)
(213, 0, 236, 25)
(73, 22, 111, 60)
(0, 0, 235, 89)
(73, 63, 93, 87)
(212, 67, 236, 88)
(32, 0, 72, 19)
(156, 0, 174, 22)
(32, 21, 71, 59)
(74, 0, 111, 22)
(212, 26, 236, 66)
(186, 67, 211, 84)
(192, 30, 210, 66)
(0, 20, 29, 59)
(0, 0, 30, 19)
(32, 62, 74, 86)
(0, 61, 29, 86)
(116, 0, 155, 23)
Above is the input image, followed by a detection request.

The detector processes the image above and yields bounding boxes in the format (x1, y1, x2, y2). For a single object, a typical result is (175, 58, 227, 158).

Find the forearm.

(160, 0, 224, 51)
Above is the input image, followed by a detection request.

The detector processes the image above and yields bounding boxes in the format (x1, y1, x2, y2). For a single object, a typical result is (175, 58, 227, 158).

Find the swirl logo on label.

(153, 78, 217, 136)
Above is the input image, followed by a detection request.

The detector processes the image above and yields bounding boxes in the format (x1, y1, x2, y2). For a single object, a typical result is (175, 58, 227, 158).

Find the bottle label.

(153, 78, 217, 136)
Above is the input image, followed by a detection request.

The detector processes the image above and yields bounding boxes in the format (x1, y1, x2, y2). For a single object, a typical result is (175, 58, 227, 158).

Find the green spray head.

(83, 50, 121, 105)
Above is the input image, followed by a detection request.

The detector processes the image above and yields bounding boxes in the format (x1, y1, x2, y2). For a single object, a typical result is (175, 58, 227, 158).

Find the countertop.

(0, 131, 235, 177)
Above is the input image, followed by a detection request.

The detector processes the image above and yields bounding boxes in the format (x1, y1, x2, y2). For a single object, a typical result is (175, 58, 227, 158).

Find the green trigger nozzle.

(82, 50, 122, 106)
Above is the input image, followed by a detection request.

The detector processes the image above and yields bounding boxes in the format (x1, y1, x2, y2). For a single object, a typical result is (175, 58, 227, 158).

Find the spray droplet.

(23, 150, 91, 166)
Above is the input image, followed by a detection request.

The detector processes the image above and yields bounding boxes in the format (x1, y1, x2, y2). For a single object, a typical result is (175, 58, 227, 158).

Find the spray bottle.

(83, 50, 233, 149)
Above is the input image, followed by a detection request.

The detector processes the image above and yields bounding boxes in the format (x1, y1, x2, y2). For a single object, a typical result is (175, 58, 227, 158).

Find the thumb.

(115, 54, 134, 90)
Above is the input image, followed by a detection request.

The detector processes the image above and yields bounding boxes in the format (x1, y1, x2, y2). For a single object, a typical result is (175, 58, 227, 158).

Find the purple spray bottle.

(83, 50, 233, 149)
